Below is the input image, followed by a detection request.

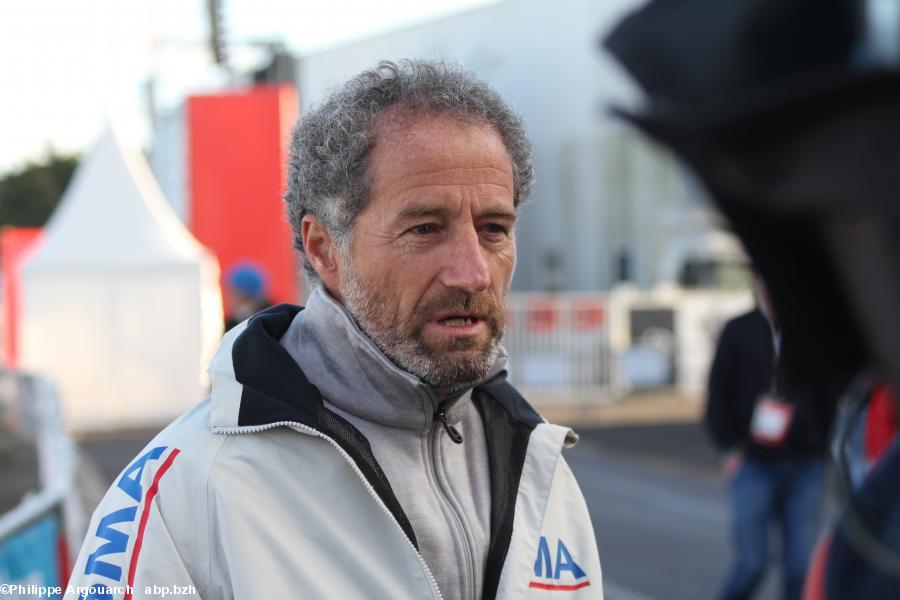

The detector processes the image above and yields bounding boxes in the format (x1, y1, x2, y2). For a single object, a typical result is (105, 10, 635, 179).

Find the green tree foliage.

(0, 152, 79, 227)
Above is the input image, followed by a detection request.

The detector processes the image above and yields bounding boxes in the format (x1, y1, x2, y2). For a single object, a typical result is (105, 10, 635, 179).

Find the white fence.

(503, 288, 754, 405)
(503, 294, 612, 405)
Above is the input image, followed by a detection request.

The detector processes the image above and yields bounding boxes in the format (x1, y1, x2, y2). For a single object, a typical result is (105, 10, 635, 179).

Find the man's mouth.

(440, 316, 479, 327)
(430, 312, 488, 332)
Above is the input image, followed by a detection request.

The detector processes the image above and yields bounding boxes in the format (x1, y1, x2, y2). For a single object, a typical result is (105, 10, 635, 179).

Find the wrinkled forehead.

(367, 109, 515, 191)
(374, 106, 512, 161)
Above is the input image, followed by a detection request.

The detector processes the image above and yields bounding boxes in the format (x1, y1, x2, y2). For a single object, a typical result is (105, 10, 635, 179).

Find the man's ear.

(301, 215, 343, 296)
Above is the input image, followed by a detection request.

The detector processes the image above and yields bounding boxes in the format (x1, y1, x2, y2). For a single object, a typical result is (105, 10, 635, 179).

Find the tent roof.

(23, 124, 209, 270)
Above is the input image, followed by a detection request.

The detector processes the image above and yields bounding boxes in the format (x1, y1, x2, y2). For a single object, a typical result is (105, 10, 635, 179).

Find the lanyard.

(759, 306, 780, 396)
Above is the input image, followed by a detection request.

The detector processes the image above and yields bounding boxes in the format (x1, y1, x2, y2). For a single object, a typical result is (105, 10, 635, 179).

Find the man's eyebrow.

(394, 205, 449, 221)
(478, 208, 517, 221)
(393, 205, 518, 221)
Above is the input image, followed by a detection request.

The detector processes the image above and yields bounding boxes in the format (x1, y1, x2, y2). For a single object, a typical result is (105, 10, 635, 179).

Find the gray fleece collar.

(278, 287, 509, 433)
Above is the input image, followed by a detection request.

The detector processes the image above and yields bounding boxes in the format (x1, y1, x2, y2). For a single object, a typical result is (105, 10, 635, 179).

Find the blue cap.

(227, 261, 268, 299)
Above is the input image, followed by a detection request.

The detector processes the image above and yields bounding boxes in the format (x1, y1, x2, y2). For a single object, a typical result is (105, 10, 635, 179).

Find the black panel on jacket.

(235, 304, 319, 427)
(474, 381, 543, 600)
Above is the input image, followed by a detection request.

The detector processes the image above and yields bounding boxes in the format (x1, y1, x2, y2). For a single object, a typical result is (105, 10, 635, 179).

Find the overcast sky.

(0, 0, 500, 174)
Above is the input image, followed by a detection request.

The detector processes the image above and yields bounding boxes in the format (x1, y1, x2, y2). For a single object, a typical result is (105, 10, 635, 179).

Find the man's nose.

(438, 229, 491, 294)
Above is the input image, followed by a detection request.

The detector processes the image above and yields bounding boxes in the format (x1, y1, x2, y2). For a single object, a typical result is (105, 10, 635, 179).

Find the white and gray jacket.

(65, 301, 603, 599)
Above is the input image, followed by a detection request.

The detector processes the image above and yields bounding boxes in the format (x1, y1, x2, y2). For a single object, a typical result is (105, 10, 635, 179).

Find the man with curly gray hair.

(285, 59, 535, 394)
(64, 59, 602, 600)
(271, 58, 602, 599)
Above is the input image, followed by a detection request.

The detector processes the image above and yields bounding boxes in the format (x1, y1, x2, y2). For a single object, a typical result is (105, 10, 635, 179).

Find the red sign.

(572, 298, 605, 331)
(528, 299, 559, 332)
(1, 227, 42, 367)
(188, 85, 300, 313)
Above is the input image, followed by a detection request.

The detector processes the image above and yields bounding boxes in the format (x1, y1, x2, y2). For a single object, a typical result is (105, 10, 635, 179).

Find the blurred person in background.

(224, 260, 272, 331)
(705, 272, 835, 600)
(63, 59, 601, 599)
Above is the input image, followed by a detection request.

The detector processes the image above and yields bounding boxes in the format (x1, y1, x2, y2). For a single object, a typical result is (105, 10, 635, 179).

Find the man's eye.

(411, 224, 438, 235)
(482, 223, 509, 235)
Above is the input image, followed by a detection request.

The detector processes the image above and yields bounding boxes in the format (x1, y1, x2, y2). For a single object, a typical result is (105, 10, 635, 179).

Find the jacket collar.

(278, 288, 509, 434)
(207, 304, 317, 431)
(207, 294, 510, 434)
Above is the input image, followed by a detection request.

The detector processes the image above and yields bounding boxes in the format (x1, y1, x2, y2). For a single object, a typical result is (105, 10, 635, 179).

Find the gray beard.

(339, 266, 502, 394)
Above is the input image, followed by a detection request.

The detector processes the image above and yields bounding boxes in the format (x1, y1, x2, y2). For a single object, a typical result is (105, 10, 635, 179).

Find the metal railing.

(503, 289, 753, 405)
(0, 372, 80, 590)
(503, 293, 613, 405)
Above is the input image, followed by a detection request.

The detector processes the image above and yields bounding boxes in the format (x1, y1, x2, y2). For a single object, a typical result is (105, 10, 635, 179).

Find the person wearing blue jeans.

(706, 275, 839, 600)
(722, 457, 827, 599)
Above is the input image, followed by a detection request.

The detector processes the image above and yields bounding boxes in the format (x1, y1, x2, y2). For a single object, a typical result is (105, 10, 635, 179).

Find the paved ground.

(568, 423, 781, 600)
(526, 388, 706, 428)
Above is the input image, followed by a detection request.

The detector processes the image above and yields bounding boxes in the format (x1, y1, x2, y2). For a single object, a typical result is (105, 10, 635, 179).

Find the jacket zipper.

(436, 402, 464, 444)
(215, 421, 443, 600)
(428, 403, 477, 599)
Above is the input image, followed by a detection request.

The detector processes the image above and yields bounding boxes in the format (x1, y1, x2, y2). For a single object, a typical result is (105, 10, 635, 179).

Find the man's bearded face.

(333, 113, 517, 393)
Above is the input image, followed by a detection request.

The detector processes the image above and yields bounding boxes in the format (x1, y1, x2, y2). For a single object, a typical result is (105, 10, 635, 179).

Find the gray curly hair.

(284, 58, 534, 284)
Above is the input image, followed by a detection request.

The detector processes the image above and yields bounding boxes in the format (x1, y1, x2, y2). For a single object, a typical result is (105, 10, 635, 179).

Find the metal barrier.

(606, 286, 754, 396)
(503, 294, 612, 405)
(504, 289, 753, 405)
(0, 372, 81, 592)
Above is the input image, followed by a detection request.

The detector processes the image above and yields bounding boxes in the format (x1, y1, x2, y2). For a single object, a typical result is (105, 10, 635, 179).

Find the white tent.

(19, 125, 223, 433)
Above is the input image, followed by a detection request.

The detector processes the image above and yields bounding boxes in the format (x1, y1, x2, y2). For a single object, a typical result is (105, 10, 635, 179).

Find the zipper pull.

(436, 407, 464, 444)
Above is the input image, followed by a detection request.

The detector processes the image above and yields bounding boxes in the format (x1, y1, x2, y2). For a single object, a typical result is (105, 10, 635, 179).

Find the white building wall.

(149, 106, 189, 224)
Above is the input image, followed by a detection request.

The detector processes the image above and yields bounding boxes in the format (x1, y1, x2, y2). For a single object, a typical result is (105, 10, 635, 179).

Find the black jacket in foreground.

(705, 308, 838, 461)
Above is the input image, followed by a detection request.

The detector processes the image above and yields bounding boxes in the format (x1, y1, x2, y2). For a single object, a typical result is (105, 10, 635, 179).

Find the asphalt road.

(78, 422, 786, 600)
(567, 423, 781, 600)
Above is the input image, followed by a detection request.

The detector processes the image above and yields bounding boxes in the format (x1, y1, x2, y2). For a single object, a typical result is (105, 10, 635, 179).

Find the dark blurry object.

(825, 442, 900, 598)
(605, 0, 859, 120)
(605, 0, 900, 393)
(0, 152, 78, 227)
(605, 0, 900, 597)
(207, 0, 228, 68)
(827, 379, 900, 598)
(252, 43, 298, 85)
(615, 248, 631, 282)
